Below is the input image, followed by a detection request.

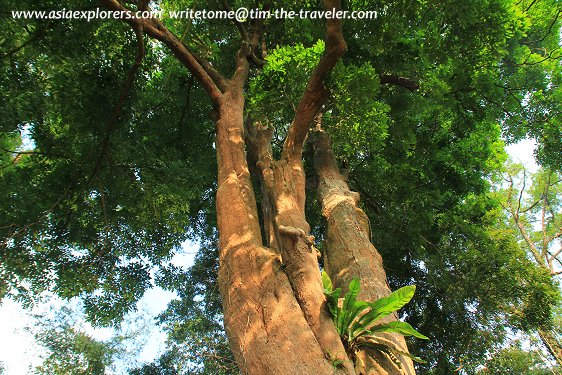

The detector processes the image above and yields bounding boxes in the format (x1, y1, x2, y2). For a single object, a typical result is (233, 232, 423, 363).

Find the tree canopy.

(1, 0, 561, 373)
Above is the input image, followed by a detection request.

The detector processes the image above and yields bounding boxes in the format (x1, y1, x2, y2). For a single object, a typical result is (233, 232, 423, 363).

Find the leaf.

(326, 288, 341, 318)
(359, 286, 416, 327)
(391, 349, 428, 364)
(344, 300, 370, 338)
(358, 340, 427, 364)
(321, 270, 333, 293)
(368, 321, 429, 340)
(338, 278, 361, 334)
(349, 319, 371, 342)
(357, 341, 403, 368)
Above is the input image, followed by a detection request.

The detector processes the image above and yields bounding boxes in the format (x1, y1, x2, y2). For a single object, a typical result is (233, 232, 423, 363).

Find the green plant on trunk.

(322, 271, 428, 367)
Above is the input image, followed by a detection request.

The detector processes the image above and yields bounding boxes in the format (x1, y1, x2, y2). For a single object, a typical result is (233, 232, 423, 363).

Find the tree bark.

(539, 328, 562, 365)
(313, 128, 416, 375)
(215, 90, 345, 374)
(245, 120, 356, 374)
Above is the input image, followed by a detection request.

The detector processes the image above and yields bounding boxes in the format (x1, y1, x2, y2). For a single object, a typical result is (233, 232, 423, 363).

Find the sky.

(0, 140, 540, 374)
(505, 138, 539, 172)
(0, 242, 196, 375)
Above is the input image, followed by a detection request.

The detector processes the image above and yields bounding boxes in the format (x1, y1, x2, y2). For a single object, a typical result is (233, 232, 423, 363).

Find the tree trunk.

(215, 91, 351, 374)
(313, 128, 416, 375)
(539, 328, 562, 365)
(100, 1, 417, 373)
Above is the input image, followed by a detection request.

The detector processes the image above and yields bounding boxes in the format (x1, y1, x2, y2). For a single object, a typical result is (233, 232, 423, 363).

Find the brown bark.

(232, 1, 356, 371)
(215, 90, 340, 374)
(245, 121, 355, 374)
(539, 328, 562, 365)
(100, 0, 225, 104)
(282, 0, 347, 162)
(313, 128, 416, 375)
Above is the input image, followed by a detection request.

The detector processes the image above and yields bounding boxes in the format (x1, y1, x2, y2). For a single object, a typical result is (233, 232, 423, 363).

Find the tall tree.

(1, 0, 561, 374)
(497, 163, 562, 363)
(476, 342, 560, 375)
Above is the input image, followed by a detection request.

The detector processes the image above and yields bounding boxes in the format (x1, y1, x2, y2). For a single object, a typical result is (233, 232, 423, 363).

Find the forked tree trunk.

(99, 0, 417, 373)
(215, 91, 345, 374)
(216, 92, 417, 374)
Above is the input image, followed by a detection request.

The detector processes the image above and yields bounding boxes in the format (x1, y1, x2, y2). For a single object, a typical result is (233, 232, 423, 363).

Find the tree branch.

(547, 230, 562, 243)
(549, 246, 562, 262)
(222, 0, 249, 42)
(0, 145, 76, 164)
(511, 204, 544, 266)
(90, 23, 145, 181)
(100, 0, 225, 105)
(0, 23, 52, 60)
(230, 27, 263, 91)
(281, 0, 346, 162)
(503, 171, 545, 266)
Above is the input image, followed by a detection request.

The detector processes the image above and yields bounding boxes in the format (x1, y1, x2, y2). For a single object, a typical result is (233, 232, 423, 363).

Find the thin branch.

(281, 0, 346, 161)
(0, 24, 50, 60)
(0, 145, 75, 163)
(549, 247, 562, 262)
(547, 230, 562, 243)
(516, 168, 527, 216)
(541, 173, 551, 258)
(526, 0, 538, 12)
(536, 9, 562, 43)
(503, 172, 545, 266)
(512, 210, 543, 264)
(521, 198, 541, 213)
(178, 74, 195, 129)
(90, 23, 145, 181)
(100, 0, 225, 105)
(222, 0, 249, 42)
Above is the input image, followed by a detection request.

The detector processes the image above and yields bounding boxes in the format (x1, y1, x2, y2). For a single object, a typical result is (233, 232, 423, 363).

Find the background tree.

(476, 342, 559, 375)
(496, 163, 562, 363)
(31, 298, 150, 375)
(1, 0, 561, 373)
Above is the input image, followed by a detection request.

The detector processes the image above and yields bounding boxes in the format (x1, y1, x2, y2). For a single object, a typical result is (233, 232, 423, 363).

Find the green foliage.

(491, 162, 562, 330)
(0, 0, 217, 323)
(32, 298, 152, 375)
(476, 343, 560, 375)
(248, 41, 325, 149)
(322, 271, 427, 366)
(33, 305, 120, 375)
(130, 238, 239, 375)
(1, 0, 561, 373)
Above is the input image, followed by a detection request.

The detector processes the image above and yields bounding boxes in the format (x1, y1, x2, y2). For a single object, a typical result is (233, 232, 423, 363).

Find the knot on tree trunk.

(278, 225, 315, 249)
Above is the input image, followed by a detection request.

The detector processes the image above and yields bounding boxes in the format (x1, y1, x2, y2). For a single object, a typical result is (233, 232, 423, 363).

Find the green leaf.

(321, 270, 333, 293)
(345, 300, 370, 338)
(392, 349, 428, 365)
(368, 321, 429, 340)
(338, 278, 361, 334)
(358, 340, 427, 364)
(326, 287, 342, 318)
(349, 319, 370, 342)
(359, 286, 416, 327)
